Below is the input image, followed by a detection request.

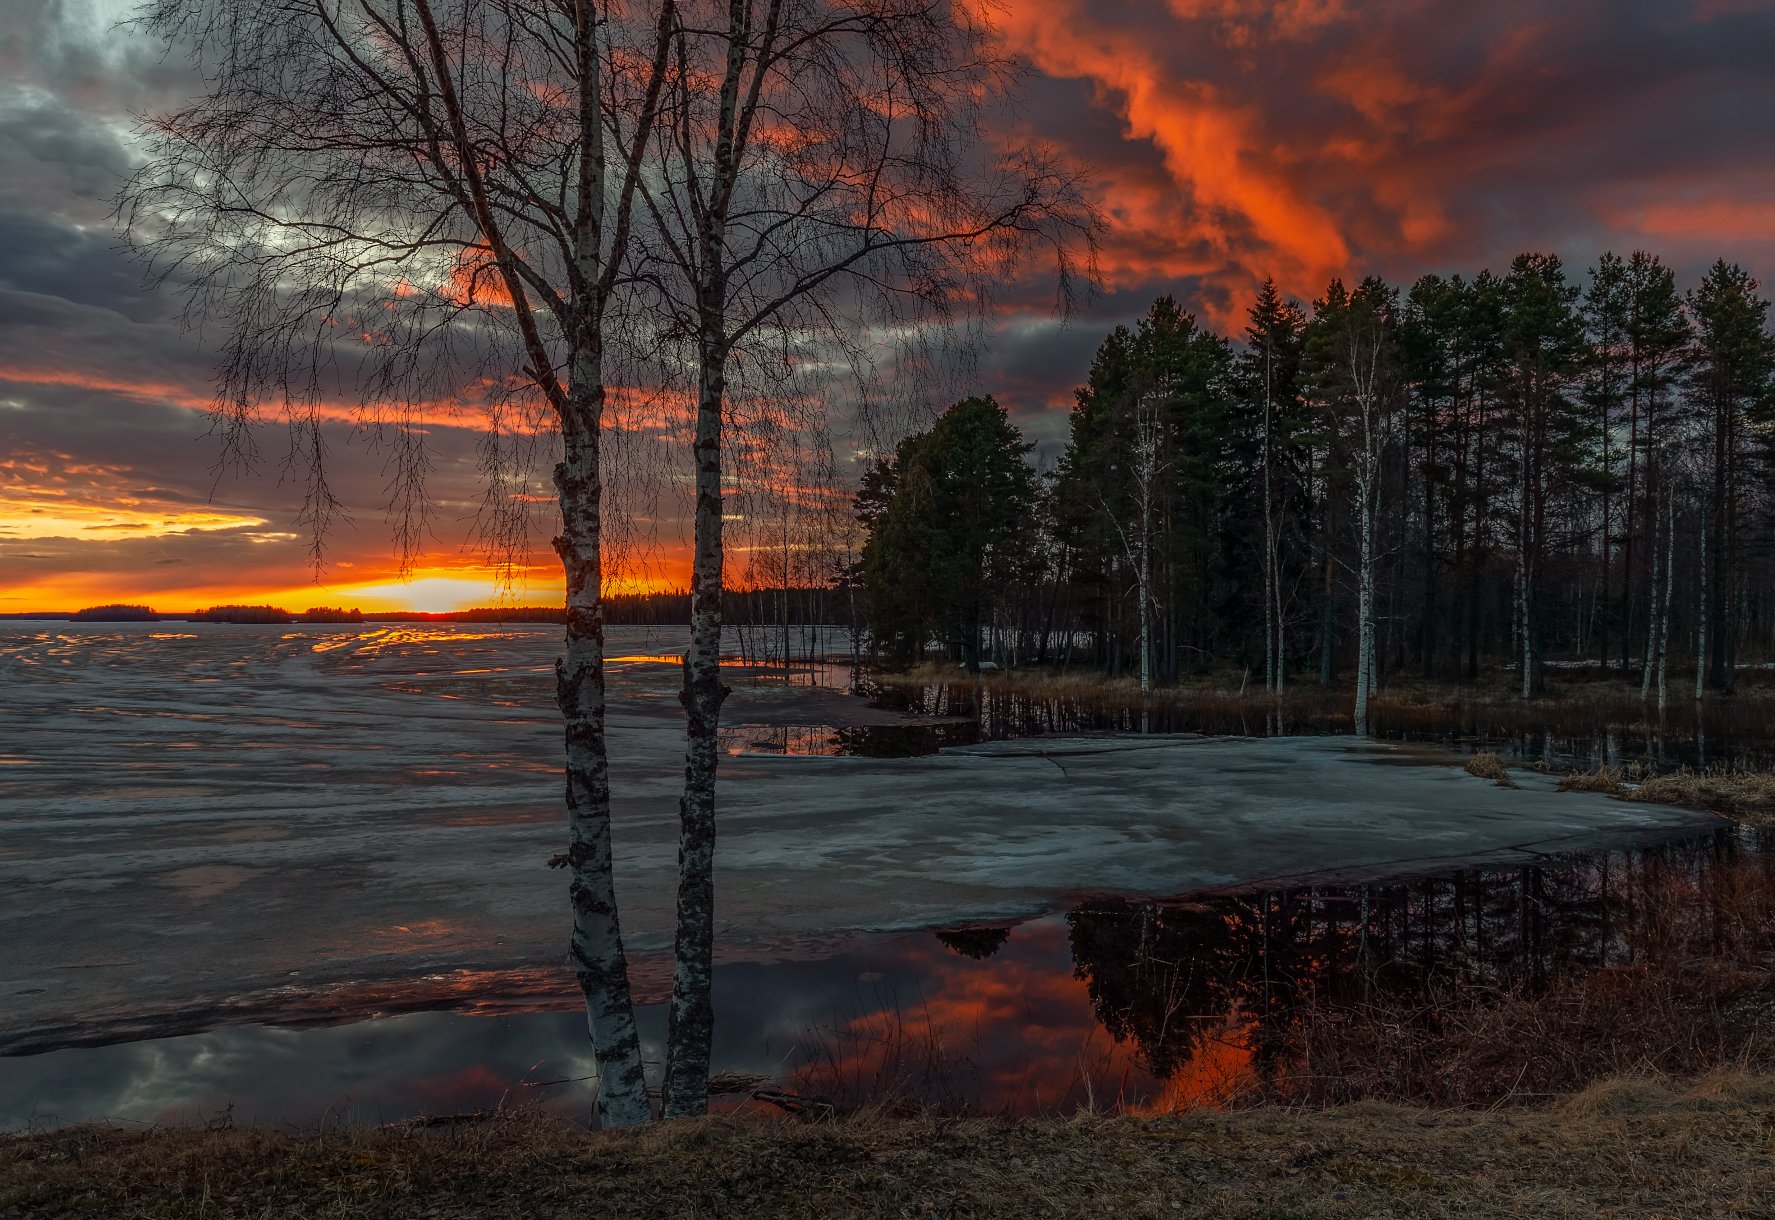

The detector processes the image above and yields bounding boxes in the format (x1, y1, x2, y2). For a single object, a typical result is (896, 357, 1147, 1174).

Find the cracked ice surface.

(0, 623, 1716, 1053)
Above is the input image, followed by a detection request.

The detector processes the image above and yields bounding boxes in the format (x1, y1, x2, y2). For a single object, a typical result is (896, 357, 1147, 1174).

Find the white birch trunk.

(552, 4, 651, 1129)
(1137, 527, 1152, 696)
(665, 331, 728, 1121)
(555, 409, 652, 1129)
(1350, 343, 1382, 736)
(665, 5, 751, 1119)
(1354, 498, 1375, 733)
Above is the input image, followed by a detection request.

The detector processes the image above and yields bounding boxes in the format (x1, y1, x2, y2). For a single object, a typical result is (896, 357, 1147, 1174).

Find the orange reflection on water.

(790, 921, 1177, 1115)
(308, 627, 525, 654)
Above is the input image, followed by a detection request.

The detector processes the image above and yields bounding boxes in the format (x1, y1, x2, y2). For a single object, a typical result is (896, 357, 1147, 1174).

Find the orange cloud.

(970, 0, 1352, 305)
(0, 365, 551, 433)
(1607, 198, 1775, 244)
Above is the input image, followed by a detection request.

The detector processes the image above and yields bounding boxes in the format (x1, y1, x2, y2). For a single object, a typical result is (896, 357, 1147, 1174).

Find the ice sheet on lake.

(0, 623, 1716, 1052)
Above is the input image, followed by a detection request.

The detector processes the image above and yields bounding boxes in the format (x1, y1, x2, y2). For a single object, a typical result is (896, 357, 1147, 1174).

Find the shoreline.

(8, 1074, 1775, 1218)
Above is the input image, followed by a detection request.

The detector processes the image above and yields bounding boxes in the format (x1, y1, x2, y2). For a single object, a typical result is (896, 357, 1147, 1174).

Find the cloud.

(5, 0, 1775, 608)
(965, 0, 1775, 330)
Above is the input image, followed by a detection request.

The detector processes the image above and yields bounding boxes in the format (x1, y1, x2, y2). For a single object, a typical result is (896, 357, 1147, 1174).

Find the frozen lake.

(0, 622, 1723, 1122)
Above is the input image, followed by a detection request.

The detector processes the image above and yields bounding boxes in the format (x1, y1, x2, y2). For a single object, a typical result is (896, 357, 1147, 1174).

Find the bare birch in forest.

(1308, 280, 1396, 735)
(122, 0, 676, 1127)
(1349, 332, 1386, 733)
(631, 0, 1097, 1116)
(1098, 391, 1168, 695)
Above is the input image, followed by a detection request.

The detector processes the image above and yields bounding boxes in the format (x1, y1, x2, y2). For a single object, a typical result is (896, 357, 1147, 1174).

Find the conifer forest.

(858, 253, 1775, 706)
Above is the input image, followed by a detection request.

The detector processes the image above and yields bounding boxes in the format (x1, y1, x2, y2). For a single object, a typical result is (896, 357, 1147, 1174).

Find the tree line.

(857, 252, 1775, 716)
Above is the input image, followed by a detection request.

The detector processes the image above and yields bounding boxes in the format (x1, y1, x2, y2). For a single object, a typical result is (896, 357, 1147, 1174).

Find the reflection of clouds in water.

(3, 922, 1155, 1128)
(3, 941, 985, 1129)
(9, 1014, 610, 1129)
(7, 824, 1770, 1129)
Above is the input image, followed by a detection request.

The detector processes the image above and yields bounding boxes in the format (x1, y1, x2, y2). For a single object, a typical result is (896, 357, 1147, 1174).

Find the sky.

(3, 0, 1774, 613)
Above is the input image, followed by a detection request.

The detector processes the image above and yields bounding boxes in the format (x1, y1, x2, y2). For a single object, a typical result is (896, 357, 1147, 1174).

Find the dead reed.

(9, 1073, 1775, 1218)
(1463, 750, 1516, 787)
(1552, 760, 1775, 825)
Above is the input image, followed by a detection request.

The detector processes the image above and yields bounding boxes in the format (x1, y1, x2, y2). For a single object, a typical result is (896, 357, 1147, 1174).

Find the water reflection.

(5, 826, 1767, 1129)
(872, 680, 1775, 771)
(717, 721, 979, 757)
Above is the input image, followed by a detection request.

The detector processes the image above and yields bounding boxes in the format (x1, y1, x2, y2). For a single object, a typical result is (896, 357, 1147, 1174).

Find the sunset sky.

(4, 0, 1773, 613)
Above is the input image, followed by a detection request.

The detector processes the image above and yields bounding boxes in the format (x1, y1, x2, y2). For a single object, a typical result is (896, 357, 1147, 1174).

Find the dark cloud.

(4, 0, 1775, 606)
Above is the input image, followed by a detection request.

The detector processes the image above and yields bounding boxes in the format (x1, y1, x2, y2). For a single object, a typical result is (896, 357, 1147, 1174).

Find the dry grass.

(7, 1074, 1775, 1219)
(1550, 761, 1775, 826)
(873, 664, 1775, 760)
(1632, 766, 1775, 825)
(1282, 960, 1775, 1110)
(1463, 751, 1516, 787)
(1555, 765, 1627, 795)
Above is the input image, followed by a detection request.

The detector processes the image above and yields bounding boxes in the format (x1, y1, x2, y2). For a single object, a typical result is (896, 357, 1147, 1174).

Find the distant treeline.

(71, 604, 157, 622)
(37, 592, 852, 627)
(193, 605, 367, 623)
(855, 251, 1775, 698)
(445, 590, 856, 626)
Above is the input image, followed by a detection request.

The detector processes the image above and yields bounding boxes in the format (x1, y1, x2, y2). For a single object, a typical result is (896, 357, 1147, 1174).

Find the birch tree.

(123, 0, 675, 1127)
(1098, 391, 1169, 694)
(1306, 278, 1399, 734)
(633, 0, 1096, 1117)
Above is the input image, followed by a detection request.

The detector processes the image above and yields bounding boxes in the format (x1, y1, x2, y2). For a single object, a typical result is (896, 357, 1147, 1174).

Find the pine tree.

(1686, 261, 1775, 692)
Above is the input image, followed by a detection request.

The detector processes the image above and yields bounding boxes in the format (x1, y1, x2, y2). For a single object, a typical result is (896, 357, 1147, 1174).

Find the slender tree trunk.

(1657, 491, 1673, 714)
(1641, 490, 1661, 702)
(665, 329, 730, 1120)
(1596, 366, 1611, 673)
(1622, 356, 1639, 674)
(1353, 475, 1376, 735)
(1137, 534, 1152, 695)
(556, 397, 652, 1128)
(1517, 543, 1531, 700)
(1320, 485, 1337, 686)
(780, 500, 791, 677)
(1709, 408, 1729, 690)
(1696, 505, 1708, 704)
(1273, 525, 1286, 696)
(1262, 351, 1276, 694)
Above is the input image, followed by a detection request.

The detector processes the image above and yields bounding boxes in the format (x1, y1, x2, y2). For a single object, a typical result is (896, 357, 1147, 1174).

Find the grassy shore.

(874, 661, 1775, 736)
(1554, 762, 1775, 827)
(8, 1074, 1774, 1218)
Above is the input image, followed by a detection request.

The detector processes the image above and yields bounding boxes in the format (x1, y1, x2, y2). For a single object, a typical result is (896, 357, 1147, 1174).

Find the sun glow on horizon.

(0, 555, 699, 615)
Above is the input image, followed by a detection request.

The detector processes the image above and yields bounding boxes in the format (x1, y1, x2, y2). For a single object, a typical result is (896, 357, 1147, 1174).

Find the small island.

(70, 604, 158, 622)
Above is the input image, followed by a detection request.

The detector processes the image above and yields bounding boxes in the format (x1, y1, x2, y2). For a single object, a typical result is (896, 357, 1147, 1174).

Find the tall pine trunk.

(1641, 486, 1661, 701)
(1261, 351, 1276, 694)
(1696, 506, 1708, 704)
(1656, 491, 1673, 714)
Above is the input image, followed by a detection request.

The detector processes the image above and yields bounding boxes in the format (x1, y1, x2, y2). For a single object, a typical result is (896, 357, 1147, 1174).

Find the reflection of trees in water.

(1065, 828, 1775, 1088)
(872, 681, 1775, 769)
(934, 927, 1012, 960)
